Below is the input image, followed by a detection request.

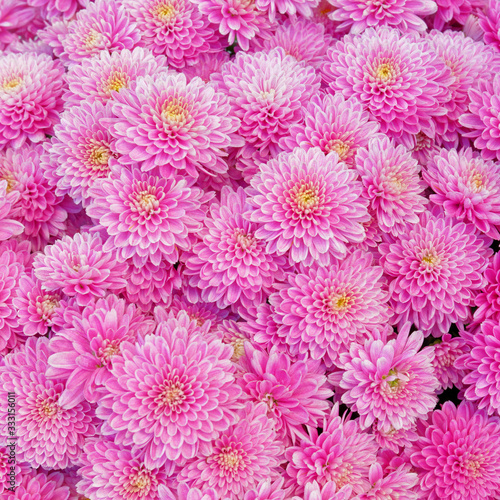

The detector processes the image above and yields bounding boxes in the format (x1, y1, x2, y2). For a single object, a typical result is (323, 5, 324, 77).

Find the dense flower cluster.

(4, 1, 500, 499)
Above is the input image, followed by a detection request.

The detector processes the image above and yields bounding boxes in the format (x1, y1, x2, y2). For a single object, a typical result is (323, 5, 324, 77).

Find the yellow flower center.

(153, 0, 178, 22)
(216, 447, 245, 474)
(2, 77, 22, 91)
(83, 28, 104, 49)
(328, 292, 352, 312)
(325, 138, 351, 161)
(104, 71, 130, 94)
(160, 381, 185, 407)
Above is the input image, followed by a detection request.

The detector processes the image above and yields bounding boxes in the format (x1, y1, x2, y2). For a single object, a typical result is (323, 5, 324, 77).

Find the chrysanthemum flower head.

(213, 48, 320, 157)
(479, 0, 500, 52)
(357, 463, 419, 500)
(281, 93, 381, 167)
(372, 420, 419, 453)
(430, 333, 467, 393)
(0, 0, 41, 51)
(87, 167, 205, 266)
(379, 209, 491, 336)
(322, 27, 454, 147)
(179, 402, 284, 500)
(410, 401, 500, 500)
(6, 469, 71, 500)
(184, 186, 286, 311)
(460, 74, 500, 162)
(0, 337, 98, 469)
(77, 438, 174, 500)
(339, 323, 439, 431)
(64, 47, 167, 107)
(214, 319, 250, 362)
(356, 136, 427, 237)
(329, 0, 437, 34)
(61, 0, 141, 63)
(410, 132, 441, 166)
(285, 404, 378, 495)
(107, 71, 241, 179)
(0, 52, 64, 150)
(238, 343, 332, 443)
(270, 249, 389, 366)
(431, 0, 474, 30)
(122, 0, 220, 69)
(43, 101, 120, 207)
(423, 147, 500, 238)
(97, 322, 241, 466)
(248, 147, 369, 266)
(33, 232, 127, 306)
(0, 179, 23, 241)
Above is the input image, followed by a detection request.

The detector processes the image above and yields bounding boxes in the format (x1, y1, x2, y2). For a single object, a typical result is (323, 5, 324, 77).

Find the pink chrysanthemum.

(480, 0, 500, 52)
(410, 401, 500, 500)
(77, 438, 174, 500)
(5, 470, 71, 500)
(285, 404, 378, 495)
(170, 294, 231, 330)
(214, 319, 249, 362)
(179, 402, 283, 500)
(64, 47, 167, 107)
(357, 463, 419, 500)
(379, 210, 491, 336)
(251, 18, 332, 67)
(0, 337, 98, 469)
(160, 484, 218, 500)
(372, 421, 419, 453)
(182, 51, 230, 83)
(243, 478, 287, 500)
(0, 179, 23, 241)
(356, 136, 427, 237)
(47, 295, 155, 409)
(87, 167, 205, 266)
(280, 93, 381, 167)
(122, 0, 220, 69)
(295, 482, 352, 500)
(0, 52, 64, 150)
(0, 0, 40, 51)
(474, 252, 500, 323)
(424, 148, 500, 238)
(33, 232, 127, 307)
(184, 187, 285, 310)
(270, 250, 389, 366)
(107, 71, 241, 179)
(97, 322, 241, 466)
(322, 27, 453, 147)
(43, 101, 120, 207)
(13, 271, 63, 337)
(213, 48, 319, 157)
(0, 240, 29, 353)
(339, 323, 439, 430)
(61, 0, 141, 63)
(248, 147, 369, 266)
(410, 132, 441, 167)
(238, 344, 332, 443)
(27, 0, 85, 19)
(460, 74, 500, 162)
(329, 0, 436, 34)
(455, 320, 500, 415)
(431, 333, 467, 392)
(192, 0, 273, 51)
(254, 0, 318, 21)
(427, 30, 495, 148)
(432, 0, 475, 29)
(1, 144, 68, 251)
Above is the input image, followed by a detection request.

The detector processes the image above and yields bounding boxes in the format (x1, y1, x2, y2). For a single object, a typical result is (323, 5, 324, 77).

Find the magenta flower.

(122, 0, 220, 69)
(479, 0, 500, 52)
(298, 482, 352, 500)
(27, 0, 85, 19)
(460, 74, 500, 162)
(270, 250, 389, 366)
(424, 148, 500, 238)
(179, 402, 284, 500)
(329, 0, 436, 34)
(33, 232, 127, 307)
(372, 421, 419, 453)
(0, 179, 23, 241)
(0, 0, 41, 51)
(213, 48, 320, 157)
(357, 463, 419, 500)
(0, 337, 98, 469)
(238, 344, 332, 443)
(356, 136, 427, 237)
(323, 27, 453, 147)
(61, 0, 141, 63)
(285, 404, 378, 495)
(5, 470, 71, 500)
(77, 438, 173, 500)
(64, 47, 167, 107)
(281, 93, 381, 167)
(97, 322, 241, 465)
(431, 333, 467, 392)
(254, 0, 319, 21)
(13, 271, 63, 337)
(410, 132, 441, 167)
(339, 323, 439, 431)
(43, 101, 120, 207)
(0, 52, 64, 150)
(214, 319, 249, 362)
(243, 478, 287, 500)
(379, 210, 491, 336)
(169, 294, 231, 331)
(87, 167, 205, 266)
(432, 0, 474, 29)
(47, 295, 155, 409)
(107, 71, 241, 179)
(474, 252, 500, 324)
(410, 401, 500, 500)
(182, 51, 230, 83)
(184, 187, 286, 310)
(160, 484, 219, 500)
(248, 147, 369, 266)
